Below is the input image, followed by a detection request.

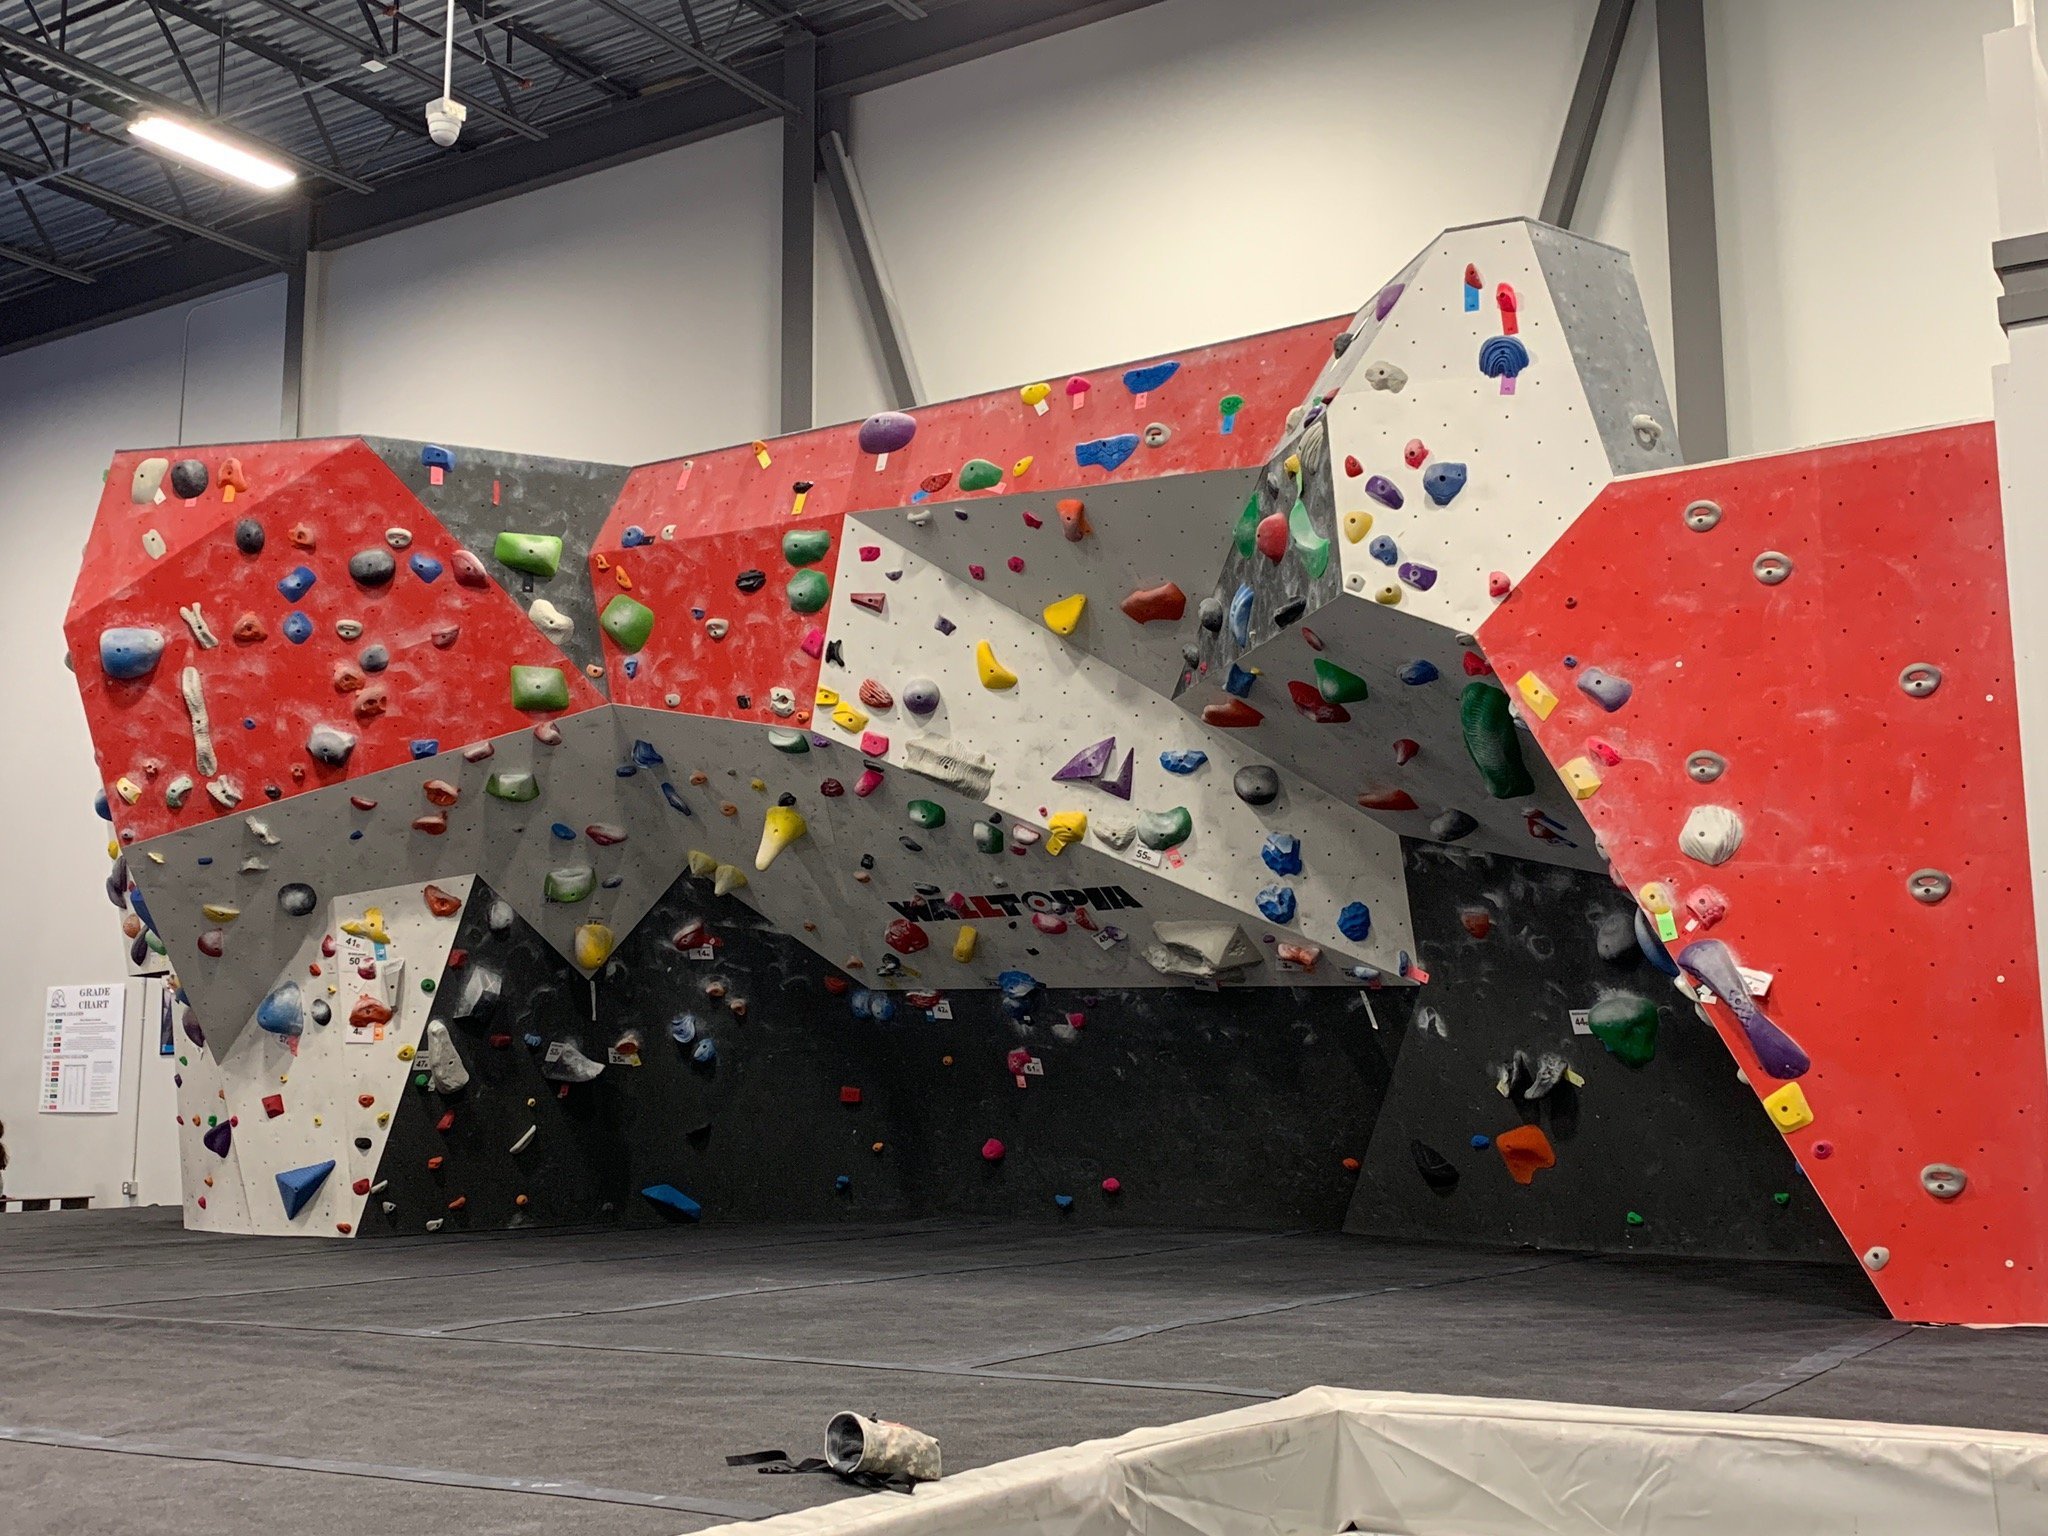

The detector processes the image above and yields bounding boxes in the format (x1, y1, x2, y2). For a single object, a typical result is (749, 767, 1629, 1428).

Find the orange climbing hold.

(1202, 697, 1263, 728)
(1057, 498, 1090, 541)
(422, 883, 462, 917)
(1120, 581, 1186, 625)
(1496, 1125, 1556, 1185)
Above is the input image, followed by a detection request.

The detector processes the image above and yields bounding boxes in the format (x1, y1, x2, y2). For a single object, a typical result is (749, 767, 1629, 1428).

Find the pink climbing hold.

(850, 593, 886, 613)
(1101, 1177, 1121, 1195)
(858, 545, 881, 562)
(800, 627, 826, 658)
(982, 1137, 1007, 1161)
(1007, 556, 1025, 574)
(968, 565, 986, 581)
(1032, 912, 1067, 934)
(1021, 511, 1043, 529)
(1488, 571, 1512, 598)
(860, 731, 890, 756)
(1404, 439, 1428, 469)
(855, 767, 884, 797)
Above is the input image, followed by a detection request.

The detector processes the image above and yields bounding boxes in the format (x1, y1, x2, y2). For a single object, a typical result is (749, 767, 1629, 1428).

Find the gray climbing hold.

(1519, 1050, 1570, 1100)
(1233, 765, 1279, 806)
(1678, 805, 1743, 866)
(234, 519, 264, 554)
(1683, 499, 1722, 532)
(488, 899, 514, 933)
(361, 644, 390, 673)
(1594, 909, 1636, 962)
(1752, 550, 1793, 585)
(1576, 668, 1632, 712)
(305, 725, 357, 768)
(1920, 1163, 1967, 1200)
(1429, 809, 1479, 844)
(1198, 596, 1224, 632)
(1898, 662, 1943, 698)
(903, 678, 941, 717)
(130, 457, 169, 503)
(1863, 1246, 1890, 1271)
(348, 548, 397, 586)
(1630, 415, 1664, 451)
(541, 1039, 605, 1083)
(1908, 868, 1952, 904)
(169, 458, 208, 498)
(1685, 750, 1728, 784)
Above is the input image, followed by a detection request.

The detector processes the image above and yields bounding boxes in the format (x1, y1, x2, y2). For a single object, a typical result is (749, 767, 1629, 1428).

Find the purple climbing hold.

(202, 1121, 232, 1157)
(858, 412, 917, 456)
(1101, 749, 1135, 801)
(1054, 737, 1116, 782)
(1678, 939, 1809, 1080)
(1374, 283, 1405, 320)
(1365, 475, 1403, 510)
(1397, 562, 1438, 592)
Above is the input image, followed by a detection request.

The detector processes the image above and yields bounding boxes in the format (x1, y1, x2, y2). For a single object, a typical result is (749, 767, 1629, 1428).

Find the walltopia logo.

(888, 886, 1145, 922)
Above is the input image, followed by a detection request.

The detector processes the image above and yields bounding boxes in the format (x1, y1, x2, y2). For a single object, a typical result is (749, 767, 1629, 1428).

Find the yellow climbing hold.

(1284, 453, 1301, 478)
(687, 848, 719, 879)
(1762, 1081, 1814, 1133)
(1342, 511, 1374, 543)
(977, 641, 1018, 690)
(1516, 672, 1559, 720)
(1042, 593, 1088, 636)
(953, 926, 978, 961)
(1374, 584, 1402, 605)
(200, 902, 241, 923)
(1012, 455, 1034, 480)
(832, 702, 869, 733)
(756, 805, 808, 870)
(342, 908, 391, 944)
(713, 863, 748, 898)
(114, 776, 142, 804)
(1020, 382, 1051, 411)
(1558, 756, 1602, 800)
(395, 1045, 415, 1061)
(574, 922, 615, 969)
(815, 687, 840, 708)
(1045, 811, 1088, 856)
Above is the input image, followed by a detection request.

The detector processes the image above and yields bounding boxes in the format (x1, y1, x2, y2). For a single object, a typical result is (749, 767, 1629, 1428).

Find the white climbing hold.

(422, 1020, 470, 1094)
(529, 599, 574, 642)
(1678, 805, 1743, 866)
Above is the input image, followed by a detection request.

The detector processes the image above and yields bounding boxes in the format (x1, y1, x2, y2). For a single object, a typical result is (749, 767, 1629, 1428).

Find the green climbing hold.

(783, 527, 833, 567)
(908, 799, 945, 829)
(1286, 499, 1330, 579)
(510, 665, 570, 712)
(1220, 393, 1245, 416)
(421, 978, 435, 993)
(1313, 658, 1369, 704)
(973, 821, 1004, 853)
(1586, 993, 1659, 1066)
(1772, 1191, 1792, 1206)
(495, 531, 563, 578)
(787, 569, 831, 613)
(1137, 806, 1193, 850)
(1233, 493, 1260, 557)
(544, 864, 596, 903)
(959, 458, 1003, 492)
(1625, 1211, 1645, 1227)
(1459, 681, 1535, 799)
(599, 594, 655, 651)
(486, 771, 540, 801)
(768, 728, 810, 754)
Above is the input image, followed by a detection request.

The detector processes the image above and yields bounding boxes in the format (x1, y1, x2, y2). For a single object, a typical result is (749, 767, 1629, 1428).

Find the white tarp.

(700, 1386, 2048, 1536)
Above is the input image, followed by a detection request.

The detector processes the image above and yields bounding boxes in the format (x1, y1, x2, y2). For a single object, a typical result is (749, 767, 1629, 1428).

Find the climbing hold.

(1136, 806, 1192, 850)
(1679, 940, 1809, 1079)
(1863, 1246, 1891, 1272)
(599, 595, 655, 651)
(975, 641, 1018, 690)
(787, 570, 831, 613)
(1362, 360, 1407, 392)
(1898, 662, 1943, 698)
(1488, 571, 1512, 599)
(1160, 749, 1207, 774)
(1257, 885, 1297, 923)
(903, 678, 940, 716)
(1075, 434, 1140, 473)
(1398, 561, 1438, 591)
(1365, 475, 1402, 510)
(1398, 659, 1439, 686)
(1631, 413, 1664, 449)
(1460, 683, 1536, 798)
(544, 865, 596, 904)
(1683, 499, 1723, 531)
(495, 532, 563, 577)
(1054, 737, 1116, 782)
(1412, 1141, 1459, 1191)
(1558, 756, 1602, 799)
(1761, 1081, 1813, 1133)
(486, 771, 539, 802)
(1261, 832, 1303, 875)
(1203, 698, 1262, 728)
(1515, 672, 1559, 719)
(1494, 1125, 1555, 1184)
(859, 412, 916, 463)
(1367, 534, 1398, 567)
(756, 805, 807, 869)
(1120, 581, 1186, 624)
(783, 527, 832, 566)
(1679, 805, 1743, 865)
(1043, 593, 1087, 636)
(886, 918, 930, 954)
(1908, 868, 1952, 904)
(1921, 1163, 1967, 1199)
(130, 457, 170, 503)
(275, 1160, 335, 1219)
(348, 548, 396, 586)
(256, 981, 304, 1038)
(1478, 335, 1530, 384)
(278, 565, 317, 601)
(1686, 750, 1728, 783)
(906, 800, 945, 829)
(1422, 462, 1468, 506)
(959, 458, 1003, 491)
(1255, 511, 1288, 562)
(1587, 994, 1659, 1066)
(509, 665, 570, 712)
(1752, 550, 1794, 585)
(278, 882, 316, 916)
(1046, 811, 1087, 855)
(1233, 765, 1279, 806)
(98, 627, 165, 681)
(573, 923, 615, 970)
(641, 1185, 703, 1221)
(1576, 669, 1632, 711)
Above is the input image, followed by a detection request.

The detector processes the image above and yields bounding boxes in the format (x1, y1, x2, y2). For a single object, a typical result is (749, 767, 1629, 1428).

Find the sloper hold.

(641, 1184, 703, 1221)
(510, 665, 570, 712)
(1075, 435, 1140, 473)
(1678, 939, 1810, 1080)
(1042, 593, 1088, 636)
(1411, 1140, 1460, 1191)
(599, 595, 656, 651)
(1121, 582, 1186, 624)
(276, 1159, 336, 1220)
(1495, 1125, 1555, 1185)
(494, 531, 563, 577)
(1459, 682, 1535, 798)
(1587, 993, 1659, 1066)
(1313, 659, 1369, 704)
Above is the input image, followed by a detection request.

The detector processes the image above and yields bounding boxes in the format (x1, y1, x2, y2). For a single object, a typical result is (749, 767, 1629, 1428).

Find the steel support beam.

(280, 203, 309, 436)
(820, 129, 922, 409)
(780, 28, 816, 433)
(0, 144, 285, 264)
(580, 0, 797, 116)
(1541, 0, 1635, 229)
(0, 232, 90, 283)
(1657, 0, 1728, 460)
(0, 20, 374, 192)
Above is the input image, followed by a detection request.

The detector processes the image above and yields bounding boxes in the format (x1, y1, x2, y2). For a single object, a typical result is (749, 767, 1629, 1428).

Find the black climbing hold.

(278, 882, 317, 916)
(234, 519, 265, 555)
(859, 853, 875, 870)
(1411, 1140, 1459, 1191)
(1233, 764, 1280, 806)
(825, 640, 845, 667)
(309, 998, 331, 1025)
(1430, 808, 1479, 843)
(348, 548, 397, 586)
(1332, 332, 1354, 358)
(736, 569, 767, 593)
(777, 791, 797, 807)
(1272, 597, 1307, 629)
(169, 458, 208, 499)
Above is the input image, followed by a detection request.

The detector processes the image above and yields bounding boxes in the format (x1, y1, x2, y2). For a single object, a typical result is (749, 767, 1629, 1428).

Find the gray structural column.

(780, 27, 818, 433)
(819, 128, 924, 409)
(281, 202, 310, 438)
(1656, 0, 1729, 461)
(1541, 0, 1637, 229)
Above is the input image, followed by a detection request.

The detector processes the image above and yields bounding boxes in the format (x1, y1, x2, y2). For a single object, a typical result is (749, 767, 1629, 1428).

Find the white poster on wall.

(40, 983, 125, 1114)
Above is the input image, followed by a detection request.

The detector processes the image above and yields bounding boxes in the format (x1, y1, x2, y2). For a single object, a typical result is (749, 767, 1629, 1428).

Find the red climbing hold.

(1392, 738, 1420, 765)
(839, 1086, 862, 1105)
(1496, 1124, 1556, 1185)
(412, 813, 448, 835)
(435, 1111, 456, 1133)
(1255, 511, 1289, 562)
(1497, 283, 1519, 333)
(1287, 679, 1350, 723)
(1358, 787, 1419, 811)
(981, 1138, 1006, 1162)
(1120, 581, 1187, 625)
(1344, 455, 1363, 478)
(1202, 697, 1263, 728)
(1461, 651, 1490, 676)
(1488, 571, 1512, 598)
(423, 883, 462, 917)
(350, 998, 393, 1028)
(261, 1093, 284, 1118)
(1459, 906, 1494, 939)
(885, 918, 929, 955)
(352, 1178, 371, 1195)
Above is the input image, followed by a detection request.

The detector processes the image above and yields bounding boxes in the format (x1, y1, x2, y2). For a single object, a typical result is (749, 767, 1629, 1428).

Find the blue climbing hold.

(1479, 335, 1531, 380)
(661, 782, 692, 815)
(1470, 1134, 1492, 1150)
(410, 740, 439, 759)
(1261, 832, 1303, 876)
(98, 627, 165, 681)
(621, 525, 653, 548)
(866, 992, 897, 1022)
(523, 1032, 544, 1049)
(1256, 884, 1297, 923)
(256, 981, 304, 1038)
(1225, 662, 1257, 698)
(669, 1014, 698, 1044)
(849, 988, 872, 1018)
(1635, 909, 1680, 976)
(633, 739, 664, 765)
(93, 789, 110, 822)
(1160, 749, 1208, 774)
(998, 970, 1040, 1020)
(282, 612, 313, 644)
(1338, 901, 1373, 942)
(421, 444, 456, 472)
(277, 565, 316, 601)
(1075, 434, 1140, 473)
(1054, 1194, 1075, 1210)
(1122, 361, 1180, 395)
(622, 658, 639, 679)
(1228, 583, 1255, 646)
(409, 552, 444, 583)
(640, 1184, 702, 1220)
(1423, 462, 1468, 506)
(835, 1175, 852, 1193)
(1398, 659, 1440, 685)
(275, 1159, 335, 1220)
(1368, 534, 1399, 566)
(692, 1038, 717, 1064)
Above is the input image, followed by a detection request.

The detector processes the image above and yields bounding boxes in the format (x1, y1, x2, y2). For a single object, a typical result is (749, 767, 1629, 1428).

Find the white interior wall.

(0, 278, 285, 1208)
(0, 0, 2016, 1204)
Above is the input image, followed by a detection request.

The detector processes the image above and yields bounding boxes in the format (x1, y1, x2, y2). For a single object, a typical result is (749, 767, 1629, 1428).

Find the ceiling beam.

(0, 143, 285, 262)
(456, 0, 636, 101)
(577, 0, 796, 116)
(0, 232, 90, 282)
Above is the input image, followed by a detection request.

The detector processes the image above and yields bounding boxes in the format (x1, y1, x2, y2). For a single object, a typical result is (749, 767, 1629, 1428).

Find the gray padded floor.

(2, 1209, 2044, 1535)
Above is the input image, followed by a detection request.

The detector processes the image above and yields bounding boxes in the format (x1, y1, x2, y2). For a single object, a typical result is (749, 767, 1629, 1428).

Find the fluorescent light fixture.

(127, 114, 296, 192)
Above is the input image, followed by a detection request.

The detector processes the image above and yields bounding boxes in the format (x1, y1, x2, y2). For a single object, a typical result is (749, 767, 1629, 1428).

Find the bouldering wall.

(1344, 843, 1853, 1264)
(1480, 424, 2048, 1322)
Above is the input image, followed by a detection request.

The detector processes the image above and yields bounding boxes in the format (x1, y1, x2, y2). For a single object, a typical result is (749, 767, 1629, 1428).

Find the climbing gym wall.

(1479, 424, 2048, 1323)
(65, 215, 1858, 1289)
